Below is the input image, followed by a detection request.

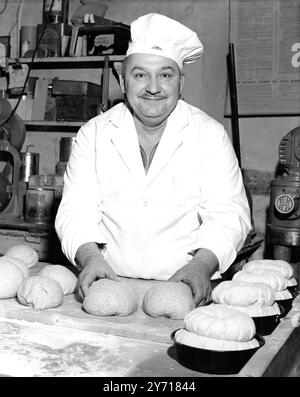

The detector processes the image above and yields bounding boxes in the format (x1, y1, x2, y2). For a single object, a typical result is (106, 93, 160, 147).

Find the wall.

(0, 0, 229, 174)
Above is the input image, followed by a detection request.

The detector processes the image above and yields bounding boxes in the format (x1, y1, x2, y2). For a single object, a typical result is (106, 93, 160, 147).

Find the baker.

(55, 13, 251, 306)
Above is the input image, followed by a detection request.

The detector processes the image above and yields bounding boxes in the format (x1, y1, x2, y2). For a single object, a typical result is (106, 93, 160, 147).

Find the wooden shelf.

(25, 120, 83, 132)
(9, 55, 125, 69)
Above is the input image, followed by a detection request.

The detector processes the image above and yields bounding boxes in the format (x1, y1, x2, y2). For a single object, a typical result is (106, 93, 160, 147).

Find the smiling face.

(120, 53, 184, 128)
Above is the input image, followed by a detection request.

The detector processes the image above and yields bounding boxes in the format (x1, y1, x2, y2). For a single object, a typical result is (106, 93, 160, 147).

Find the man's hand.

(168, 248, 219, 306)
(75, 242, 118, 301)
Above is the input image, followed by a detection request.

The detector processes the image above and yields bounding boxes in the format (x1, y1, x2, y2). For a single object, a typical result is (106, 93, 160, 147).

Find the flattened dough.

(83, 279, 138, 316)
(143, 281, 195, 319)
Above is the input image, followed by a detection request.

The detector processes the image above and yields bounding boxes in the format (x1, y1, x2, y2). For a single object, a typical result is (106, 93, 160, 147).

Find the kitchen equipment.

(25, 187, 55, 224)
(43, 0, 69, 25)
(0, 98, 26, 221)
(20, 26, 37, 58)
(37, 23, 72, 58)
(52, 79, 101, 121)
(171, 329, 264, 375)
(267, 126, 300, 261)
(19, 145, 40, 183)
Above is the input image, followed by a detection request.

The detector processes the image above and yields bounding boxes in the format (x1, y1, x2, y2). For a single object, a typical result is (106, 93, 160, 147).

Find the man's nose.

(145, 77, 161, 94)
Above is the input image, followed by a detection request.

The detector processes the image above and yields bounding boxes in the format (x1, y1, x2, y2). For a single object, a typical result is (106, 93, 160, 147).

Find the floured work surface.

(0, 316, 203, 377)
(0, 263, 185, 344)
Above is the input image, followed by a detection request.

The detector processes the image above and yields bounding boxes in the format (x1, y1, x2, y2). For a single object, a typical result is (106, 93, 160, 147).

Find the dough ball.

(233, 269, 287, 292)
(224, 302, 281, 318)
(142, 281, 195, 320)
(39, 265, 77, 295)
(6, 244, 38, 269)
(1, 256, 29, 279)
(184, 303, 256, 342)
(83, 279, 138, 316)
(243, 259, 294, 279)
(0, 258, 24, 298)
(212, 280, 275, 307)
(17, 275, 64, 310)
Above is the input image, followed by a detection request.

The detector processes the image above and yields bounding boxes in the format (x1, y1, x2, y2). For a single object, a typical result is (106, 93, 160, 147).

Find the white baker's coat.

(55, 100, 251, 279)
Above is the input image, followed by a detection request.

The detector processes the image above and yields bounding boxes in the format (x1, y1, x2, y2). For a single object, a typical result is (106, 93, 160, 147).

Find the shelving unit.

(9, 55, 125, 68)
(24, 120, 83, 132)
(8, 55, 125, 132)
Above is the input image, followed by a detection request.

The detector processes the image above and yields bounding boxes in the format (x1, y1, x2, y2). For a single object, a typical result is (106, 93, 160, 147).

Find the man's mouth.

(140, 96, 167, 100)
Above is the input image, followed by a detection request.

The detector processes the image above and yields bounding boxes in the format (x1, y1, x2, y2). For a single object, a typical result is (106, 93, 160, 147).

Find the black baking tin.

(171, 330, 265, 375)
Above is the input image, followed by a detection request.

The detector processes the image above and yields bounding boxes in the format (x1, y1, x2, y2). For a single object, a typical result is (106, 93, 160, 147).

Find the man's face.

(120, 53, 184, 128)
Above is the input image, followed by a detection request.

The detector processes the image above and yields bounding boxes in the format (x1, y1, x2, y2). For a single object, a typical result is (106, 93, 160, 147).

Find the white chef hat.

(126, 13, 204, 70)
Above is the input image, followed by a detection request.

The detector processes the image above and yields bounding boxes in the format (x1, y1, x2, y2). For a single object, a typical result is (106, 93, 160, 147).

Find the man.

(55, 13, 251, 306)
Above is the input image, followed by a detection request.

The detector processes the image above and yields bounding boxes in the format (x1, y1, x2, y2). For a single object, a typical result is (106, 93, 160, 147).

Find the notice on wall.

(227, 0, 300, 115)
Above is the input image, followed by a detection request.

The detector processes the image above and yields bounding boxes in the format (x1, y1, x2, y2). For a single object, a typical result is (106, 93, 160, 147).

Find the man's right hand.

(75, 242, 119, 301)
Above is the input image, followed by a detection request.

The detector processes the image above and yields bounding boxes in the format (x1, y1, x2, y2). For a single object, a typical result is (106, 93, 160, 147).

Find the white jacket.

(55, 100, 251, 279)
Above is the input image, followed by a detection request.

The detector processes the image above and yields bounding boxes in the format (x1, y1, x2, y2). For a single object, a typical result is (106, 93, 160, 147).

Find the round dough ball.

(0, 258, 24, 298)
(6, 244, 38, 269)
(142, 281, 195, 320)
(83, 279, 138, 316)
(243, 260, 294, 279)
(1, 256, 29, 279)
(39, 265, 77, 295)
(184, 303, 256, 342)
(212, 280, 275, 307)
(233, 269, 287, 292)
(174, 328, 259, 352)
(17, 275, 64, 310)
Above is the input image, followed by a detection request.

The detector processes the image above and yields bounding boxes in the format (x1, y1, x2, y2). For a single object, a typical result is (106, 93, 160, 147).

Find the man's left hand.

(168, 248, 219, 307)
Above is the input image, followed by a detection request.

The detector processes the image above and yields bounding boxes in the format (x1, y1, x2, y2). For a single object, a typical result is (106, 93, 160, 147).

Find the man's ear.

(179, 73, 185, 96)
(119, 74, 125, 94)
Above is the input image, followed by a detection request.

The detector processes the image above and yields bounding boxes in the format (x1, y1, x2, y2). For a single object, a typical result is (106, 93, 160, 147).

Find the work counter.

(0, 262, 299, 377)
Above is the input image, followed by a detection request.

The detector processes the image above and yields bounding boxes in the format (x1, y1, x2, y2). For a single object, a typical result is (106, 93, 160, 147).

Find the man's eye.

(134, 73, 146, 79)
(161, 73, 172, 79)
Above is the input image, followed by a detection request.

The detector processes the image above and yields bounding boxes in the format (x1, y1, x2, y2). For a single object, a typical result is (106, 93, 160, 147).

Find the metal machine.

(0, 97, 26, 221)
(267, 126, 300, 260)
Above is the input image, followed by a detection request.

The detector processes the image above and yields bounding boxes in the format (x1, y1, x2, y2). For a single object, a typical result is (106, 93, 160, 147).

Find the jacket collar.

(108, 101, 190, 187)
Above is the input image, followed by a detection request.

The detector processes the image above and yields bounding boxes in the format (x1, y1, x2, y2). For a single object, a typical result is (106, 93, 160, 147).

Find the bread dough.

(83, 279, 138, 316)
(142, 281, 195, 320)
(3, 256, 29, 279)
(184, 303, 256, 342)
(17, 275, 64, 310)
(39, 265, 77, 295)
(0, 258, 24, 298)
(243, 259, 294, 279)
(286, 277, 298, 288)
(174, 328, 259, 351)
(275, 289, 293, 301)
(233, 269, 287, 292)
(224, 302, 281, 317)
(212, 280, 275, 307)
(6, 244, 38, 269)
